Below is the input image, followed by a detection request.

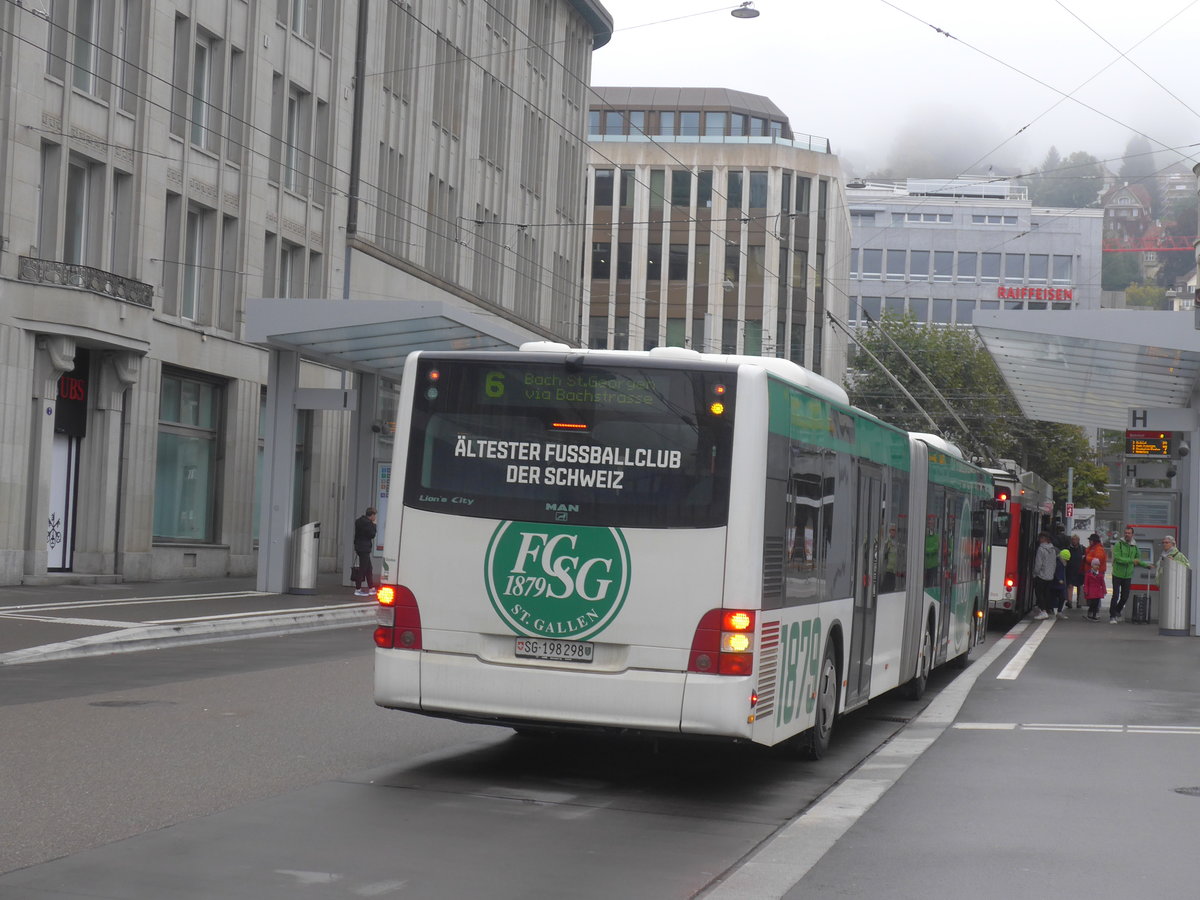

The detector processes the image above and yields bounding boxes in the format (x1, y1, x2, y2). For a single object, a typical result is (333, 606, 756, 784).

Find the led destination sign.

(1125, 430, 1172, 457)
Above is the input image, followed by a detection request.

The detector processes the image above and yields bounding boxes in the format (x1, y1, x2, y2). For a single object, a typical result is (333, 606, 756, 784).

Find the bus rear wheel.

(799, 642, 839, 760)
(903, 623, 933, 700)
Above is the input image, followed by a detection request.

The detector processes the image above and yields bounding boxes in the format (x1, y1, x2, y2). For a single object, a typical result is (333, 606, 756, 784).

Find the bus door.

(846, 463, 884, 708)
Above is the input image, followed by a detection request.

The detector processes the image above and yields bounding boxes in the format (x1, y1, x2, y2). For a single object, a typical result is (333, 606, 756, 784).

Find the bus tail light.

(688, 608, 755, 676)
(374, 584, 422, 650)
(1004, 577, 1015, 591)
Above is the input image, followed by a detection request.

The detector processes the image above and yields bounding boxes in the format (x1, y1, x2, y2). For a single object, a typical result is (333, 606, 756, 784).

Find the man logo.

(484, 522, 630, 640)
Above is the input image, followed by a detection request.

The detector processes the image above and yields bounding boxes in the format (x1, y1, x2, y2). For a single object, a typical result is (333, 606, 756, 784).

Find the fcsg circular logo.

(484, 522, 630, 640)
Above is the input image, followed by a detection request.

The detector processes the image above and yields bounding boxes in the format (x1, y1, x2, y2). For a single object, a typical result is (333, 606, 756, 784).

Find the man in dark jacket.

(353, 507, 378, 596)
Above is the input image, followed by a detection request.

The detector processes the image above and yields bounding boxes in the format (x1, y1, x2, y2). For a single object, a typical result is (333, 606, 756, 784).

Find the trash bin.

(1159, 556, 1189, 635)
(288, 521, 320, 595)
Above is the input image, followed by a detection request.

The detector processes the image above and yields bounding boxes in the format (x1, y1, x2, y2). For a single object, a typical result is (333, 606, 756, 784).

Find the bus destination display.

(1125, 430, 1171, 457)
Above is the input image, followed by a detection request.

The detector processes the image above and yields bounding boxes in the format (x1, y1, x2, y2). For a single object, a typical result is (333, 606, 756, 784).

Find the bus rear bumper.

(374, 649, 753, 739)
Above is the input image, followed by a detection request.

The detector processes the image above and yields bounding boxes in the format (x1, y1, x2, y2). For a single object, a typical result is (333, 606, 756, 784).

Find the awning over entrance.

(245, 298, 542, 381)
(974, 310, 1200, 430)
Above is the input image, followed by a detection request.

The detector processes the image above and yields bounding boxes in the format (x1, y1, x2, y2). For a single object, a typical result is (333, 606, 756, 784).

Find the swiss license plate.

(514, 637, 594, 663)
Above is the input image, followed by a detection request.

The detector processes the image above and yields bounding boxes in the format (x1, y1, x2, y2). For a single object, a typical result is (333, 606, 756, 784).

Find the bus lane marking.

(995, 617, 1054, 680)
(705, 613, 1017, 900)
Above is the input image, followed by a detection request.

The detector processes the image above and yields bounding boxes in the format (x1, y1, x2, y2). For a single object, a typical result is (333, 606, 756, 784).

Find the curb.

(0, 604, 376, 666)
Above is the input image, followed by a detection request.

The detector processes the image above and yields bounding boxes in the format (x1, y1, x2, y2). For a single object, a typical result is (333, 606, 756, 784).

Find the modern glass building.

(584, 87, 851, 382)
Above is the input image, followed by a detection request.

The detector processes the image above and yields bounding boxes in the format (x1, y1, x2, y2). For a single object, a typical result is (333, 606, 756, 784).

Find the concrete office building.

(0, 0, 611, 586)
(847, 178, 1104, 327)
(584, 87, 851, 383)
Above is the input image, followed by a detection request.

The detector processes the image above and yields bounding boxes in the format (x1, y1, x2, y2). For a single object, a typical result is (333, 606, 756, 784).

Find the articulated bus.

(374, 345, 993, 757)
(984, 464, 1054, 624)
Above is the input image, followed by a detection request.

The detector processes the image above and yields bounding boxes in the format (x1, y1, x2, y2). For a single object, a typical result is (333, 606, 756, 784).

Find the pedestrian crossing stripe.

(953, 722, 1200, 734)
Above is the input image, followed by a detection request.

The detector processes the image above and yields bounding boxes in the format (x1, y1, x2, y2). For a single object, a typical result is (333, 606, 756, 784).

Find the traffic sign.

(1065, 503, 1074, 518)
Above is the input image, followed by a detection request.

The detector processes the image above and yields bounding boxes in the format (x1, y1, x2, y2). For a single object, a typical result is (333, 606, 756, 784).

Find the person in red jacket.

(1083, 557, 1107, 622)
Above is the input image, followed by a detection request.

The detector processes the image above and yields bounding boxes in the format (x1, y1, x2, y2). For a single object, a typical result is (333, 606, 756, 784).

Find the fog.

(589, 0, 1200, 178)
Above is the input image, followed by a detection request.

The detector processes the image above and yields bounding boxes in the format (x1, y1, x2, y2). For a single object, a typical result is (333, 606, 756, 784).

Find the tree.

(845, 313, 1019, 462)
(1102, 251, 1141, 291)
(1024, 147, 1103, 208)
(843, 313, 1109, 506)
(1125, 284, 1168, 309)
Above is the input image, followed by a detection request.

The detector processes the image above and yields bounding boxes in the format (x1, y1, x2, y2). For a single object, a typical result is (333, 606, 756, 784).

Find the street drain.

(1173, 787, 1200, 797)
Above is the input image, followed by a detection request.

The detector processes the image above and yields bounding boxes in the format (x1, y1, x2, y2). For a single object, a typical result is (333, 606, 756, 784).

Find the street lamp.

(731, 2, 760, 19)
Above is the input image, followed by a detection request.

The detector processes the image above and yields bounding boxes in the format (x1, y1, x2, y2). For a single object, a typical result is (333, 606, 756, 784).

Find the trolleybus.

(374, 345, 993, 757)
(984, 463, 1053, 623)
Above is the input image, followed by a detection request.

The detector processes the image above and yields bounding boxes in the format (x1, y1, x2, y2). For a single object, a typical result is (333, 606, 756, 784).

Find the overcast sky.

(589, 0, 1200, 179)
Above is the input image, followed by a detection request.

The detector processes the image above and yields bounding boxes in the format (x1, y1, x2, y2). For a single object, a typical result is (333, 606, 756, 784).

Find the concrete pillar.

(257, 350, 300, 593)
(118, 358, 160, 581)
(347, 372, 380, 582)
(0, 324, 34, 583)
(25, 335, 75, 576)
(73, 351, 140, 574)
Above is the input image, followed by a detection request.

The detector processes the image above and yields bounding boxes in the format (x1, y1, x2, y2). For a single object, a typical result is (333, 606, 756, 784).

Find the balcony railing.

(18, 256, 154, 308)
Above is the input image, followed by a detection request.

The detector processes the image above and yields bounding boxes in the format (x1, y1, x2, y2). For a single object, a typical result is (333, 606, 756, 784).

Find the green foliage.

(1102, 251, 1141, 291)
(1125, 284, 1167, 309)
(1024, 147, 1104, 208)
(844, 313, 1108, 505)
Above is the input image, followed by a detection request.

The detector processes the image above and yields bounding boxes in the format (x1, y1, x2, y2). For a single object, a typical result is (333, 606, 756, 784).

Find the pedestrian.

(1051, 523, 1070, 551)
(1084, 532, 1107, 577)
(1064, 534, 1086, 608)
(1108, 525, 1140, 624)
(1030, 531, 1056, 620)
(1054, 547, 1070, 619)
(352, 506, 378, 597)
(1082, 557, 1106, 621)
(1147, 534, 1190, 581)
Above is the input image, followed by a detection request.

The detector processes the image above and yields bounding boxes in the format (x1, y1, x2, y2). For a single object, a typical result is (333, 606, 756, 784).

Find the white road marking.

(1, 592, 270, 614)
(0, 614, 136, 628)
(995, 616, 1055, 680)
(145, 603, 372, 625)
(953, 723, 1200, 735)
(705, 620, 1019, 899)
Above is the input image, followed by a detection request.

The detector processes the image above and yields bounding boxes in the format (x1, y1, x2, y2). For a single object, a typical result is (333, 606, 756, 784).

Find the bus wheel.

(800, 642, 839, 760)
(903, 623, 933, 700)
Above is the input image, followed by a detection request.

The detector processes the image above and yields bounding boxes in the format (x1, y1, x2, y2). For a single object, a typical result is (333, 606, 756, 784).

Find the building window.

(594, 169, 614, 207)
(182, 207, 204, 319)
(931, 299, 952, 323)
(667, 244, 688, 280)
(933, 251, 953, 281)
(284, 85, 310, 191)
(981, 252, 1001, 282)
(604, 110, 622, 135)
(1053, 255, 1073, 284)
(885, 297, 905, 317)
(64, 158, 94, 265)
(861, 248, 882, 280)
(749, 171, 768, 208)
(1004, 253, 1024, 282)
(670, 170, 690, 206)
(657, 110, 675, 136)
(910, 250, 929, 280)
(190, 34, 214, 147)
(72, 0, 98, 92)
(886, 249, 905, 280)
(956, 300, 975, 324)
(591, 242, 610, 279)
(749, 117, 765, 136)
(154, 371, 222, 542)
(679, 111, 700, 136)
(957, 251, 977, 280)
(704, 111, 726, 136)
(850, 248, 859, 277)
(730, 114, 746, 136)
(697, 170, 713, 208)
(727, 171, 743, 210)
(588, 109, 600, 135)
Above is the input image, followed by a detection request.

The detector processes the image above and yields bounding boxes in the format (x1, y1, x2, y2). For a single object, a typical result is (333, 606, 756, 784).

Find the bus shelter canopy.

(973, 310, 1200, 430)
(245, 298, 542, 381)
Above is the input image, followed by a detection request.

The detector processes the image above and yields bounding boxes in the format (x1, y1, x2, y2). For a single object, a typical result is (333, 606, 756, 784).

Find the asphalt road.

(2, 625, 921, 898)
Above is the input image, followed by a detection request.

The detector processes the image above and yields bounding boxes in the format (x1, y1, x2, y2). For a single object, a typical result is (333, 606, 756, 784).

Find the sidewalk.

(0, 572, 374, 665)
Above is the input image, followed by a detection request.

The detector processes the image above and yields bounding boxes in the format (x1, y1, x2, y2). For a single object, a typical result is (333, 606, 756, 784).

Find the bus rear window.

(404, 358, 735, 528)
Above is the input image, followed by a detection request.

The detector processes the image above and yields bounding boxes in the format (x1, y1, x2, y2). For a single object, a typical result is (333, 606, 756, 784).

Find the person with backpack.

(1108, 525, 1140, 624)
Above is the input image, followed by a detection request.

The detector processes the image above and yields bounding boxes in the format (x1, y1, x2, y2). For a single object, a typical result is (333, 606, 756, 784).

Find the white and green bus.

(374, 345, 992, 757)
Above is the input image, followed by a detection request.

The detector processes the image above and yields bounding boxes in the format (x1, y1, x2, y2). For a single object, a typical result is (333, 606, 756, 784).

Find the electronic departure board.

(1125, 430, 1172, 457)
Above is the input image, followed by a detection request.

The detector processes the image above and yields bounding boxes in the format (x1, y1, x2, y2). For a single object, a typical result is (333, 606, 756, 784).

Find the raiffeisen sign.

(997, 286, 1074, 301)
